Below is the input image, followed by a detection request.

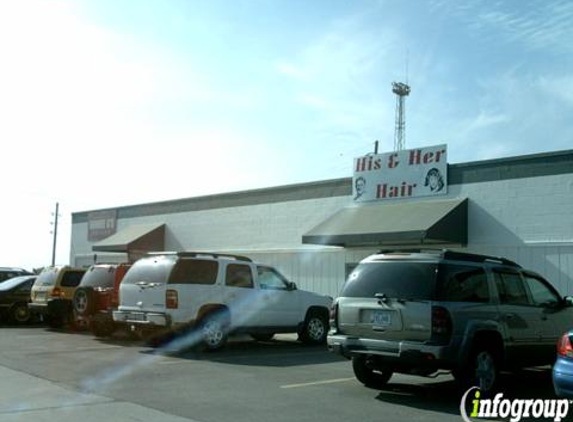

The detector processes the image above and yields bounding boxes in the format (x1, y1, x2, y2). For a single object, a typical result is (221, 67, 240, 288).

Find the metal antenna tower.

(392, 81, 410, 151)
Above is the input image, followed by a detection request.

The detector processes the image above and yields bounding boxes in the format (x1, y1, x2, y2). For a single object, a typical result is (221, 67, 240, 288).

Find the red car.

(73, 263, 131, 337)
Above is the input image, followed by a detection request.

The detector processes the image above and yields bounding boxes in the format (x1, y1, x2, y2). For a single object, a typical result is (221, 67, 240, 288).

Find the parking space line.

(280, 377, 355, 389)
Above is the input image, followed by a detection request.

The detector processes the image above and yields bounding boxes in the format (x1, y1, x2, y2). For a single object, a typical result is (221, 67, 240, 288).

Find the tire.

(299, 310, 328, 345)
(91, 320, 115, 338)
(352, 355, 393, 388)
(73, 287, 94, 316)
(454, 346, 500, 395)
(200, 311, 229, 351)
(11, 303, 31, 324)
(251, 333, 274, 342)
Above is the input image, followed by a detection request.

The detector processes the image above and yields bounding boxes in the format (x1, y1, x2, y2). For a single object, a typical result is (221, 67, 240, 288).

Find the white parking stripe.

(280, 377, 355, 389)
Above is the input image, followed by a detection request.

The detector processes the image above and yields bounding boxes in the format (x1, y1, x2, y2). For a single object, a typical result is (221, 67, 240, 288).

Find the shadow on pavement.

(140, 335, 344, 367)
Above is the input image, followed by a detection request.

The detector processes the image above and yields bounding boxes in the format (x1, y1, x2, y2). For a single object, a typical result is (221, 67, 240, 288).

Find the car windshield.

(0, 276, 34, 292)
(35, 269, 58, 287)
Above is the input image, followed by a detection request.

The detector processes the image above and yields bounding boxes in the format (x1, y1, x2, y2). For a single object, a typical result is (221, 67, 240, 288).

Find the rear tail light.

(329, 301, 339, 330)
(431, 306, 452, 341)
(166, 290, 178, 309)
(50, 287, 61, 298)
(557, 333, 573, 358)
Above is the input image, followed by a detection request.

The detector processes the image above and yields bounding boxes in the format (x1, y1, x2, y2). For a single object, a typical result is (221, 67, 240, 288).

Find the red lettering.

(374, 158, 382, 170)
(435, 149, 446, 162)
(388, 154, 400, 169)
(400, 182, 417, 196)
(377, 182, 417, 198)
(423, 152, 434, 164)
(409, 149, 421, 165)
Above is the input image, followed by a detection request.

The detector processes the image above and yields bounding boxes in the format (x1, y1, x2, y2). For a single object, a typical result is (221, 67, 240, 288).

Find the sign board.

(353, 144, 448, 202)
(88, 210, 117, 241)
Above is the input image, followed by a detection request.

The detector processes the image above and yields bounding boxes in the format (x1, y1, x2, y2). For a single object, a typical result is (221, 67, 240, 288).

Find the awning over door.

(302, 198, 468, 247)
(92, 222, 165, 253)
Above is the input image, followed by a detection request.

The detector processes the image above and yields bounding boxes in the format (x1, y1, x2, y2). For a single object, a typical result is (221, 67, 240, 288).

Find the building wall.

(70, 172, 573, 297)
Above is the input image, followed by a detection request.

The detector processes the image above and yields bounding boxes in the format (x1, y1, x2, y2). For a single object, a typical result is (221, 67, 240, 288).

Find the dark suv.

(328, 250, 573, 393)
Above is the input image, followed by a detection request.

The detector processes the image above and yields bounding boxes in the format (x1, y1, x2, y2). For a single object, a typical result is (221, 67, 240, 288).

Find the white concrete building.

(70, 149, 573, 297)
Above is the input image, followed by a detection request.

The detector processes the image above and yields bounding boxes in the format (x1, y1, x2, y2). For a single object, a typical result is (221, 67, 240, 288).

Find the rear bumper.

(29, 299, 71, 317)
(327, 334, 452, 368)
(28, 302, 48, 314)
(553, 357, 573, 398)
(112, 310, 170, 328)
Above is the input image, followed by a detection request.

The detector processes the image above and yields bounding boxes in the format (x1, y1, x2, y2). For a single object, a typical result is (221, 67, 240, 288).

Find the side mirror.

(564, 296, 573, 306)
(287, 281, 297, 291)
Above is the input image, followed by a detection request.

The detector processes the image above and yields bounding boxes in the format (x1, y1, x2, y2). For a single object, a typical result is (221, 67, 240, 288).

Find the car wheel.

(454, 346, 500, 395)
(352, 355, 393, 388)
(200, 313, 228, 351)
(73, 288, 94, 316)
(250, 333, 274, 342)
(11, 303, 31, 324)
(299, 310, 328, 345)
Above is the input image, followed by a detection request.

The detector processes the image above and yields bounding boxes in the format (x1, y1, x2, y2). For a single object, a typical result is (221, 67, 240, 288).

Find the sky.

(0, 0, 572, 270)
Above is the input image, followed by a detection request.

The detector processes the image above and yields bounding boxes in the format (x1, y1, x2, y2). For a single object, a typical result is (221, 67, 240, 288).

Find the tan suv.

(29, 266, 86, 328)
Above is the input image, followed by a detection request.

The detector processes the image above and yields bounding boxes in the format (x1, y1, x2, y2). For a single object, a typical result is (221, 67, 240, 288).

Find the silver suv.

(328, 250, 573, 393)
(113, 252, 332, 350)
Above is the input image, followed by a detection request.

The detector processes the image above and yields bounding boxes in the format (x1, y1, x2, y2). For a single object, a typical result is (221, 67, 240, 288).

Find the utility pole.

(51, 202, 59, 266)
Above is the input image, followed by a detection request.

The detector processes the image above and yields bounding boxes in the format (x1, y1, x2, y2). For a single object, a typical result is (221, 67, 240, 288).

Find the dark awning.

(302, 198, 468, 247)
(92, 223, 165, 253)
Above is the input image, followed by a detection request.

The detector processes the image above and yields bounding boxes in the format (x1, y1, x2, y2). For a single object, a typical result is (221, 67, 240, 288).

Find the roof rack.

(147, 251, 252, 263)
(376, 248, 521, 268)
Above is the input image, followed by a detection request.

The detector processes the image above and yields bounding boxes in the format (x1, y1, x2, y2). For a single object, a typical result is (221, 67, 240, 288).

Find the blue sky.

(0, 0, 572, 268)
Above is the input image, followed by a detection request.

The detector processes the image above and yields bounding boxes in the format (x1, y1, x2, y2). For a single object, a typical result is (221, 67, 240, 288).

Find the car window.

(0, 272, 18, 282)
(494, 271, 530, 305)
(122, 256, 176, 285)
(342, 262, 438, 299)
(80, 266, 116, 288)
(169, 259, 218, 285)
(0, 276, 34, 292)
(16, 279, 34, 293)
(523, 274, 560, 307)
(257, 266, 288, 290)
(35, 269, 58, 287)
(60, 270, 86, 288)
(437, 265, 490, 303)
(225, 264, 254, 289)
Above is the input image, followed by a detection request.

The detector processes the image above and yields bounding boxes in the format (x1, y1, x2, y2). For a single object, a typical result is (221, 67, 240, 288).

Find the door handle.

(504, 313, 515, 320)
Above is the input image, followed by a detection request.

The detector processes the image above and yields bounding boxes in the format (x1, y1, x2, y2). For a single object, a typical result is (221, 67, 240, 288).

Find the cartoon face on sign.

(354, 177, 366, 200)
(424, 168, 444, 192)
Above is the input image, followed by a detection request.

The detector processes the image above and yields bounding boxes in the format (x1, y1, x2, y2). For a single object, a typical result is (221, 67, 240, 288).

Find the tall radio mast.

(392, 81, 410, 151)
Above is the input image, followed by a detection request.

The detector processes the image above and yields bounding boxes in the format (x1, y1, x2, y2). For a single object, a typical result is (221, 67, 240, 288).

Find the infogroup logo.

(460, 387, 570, 422)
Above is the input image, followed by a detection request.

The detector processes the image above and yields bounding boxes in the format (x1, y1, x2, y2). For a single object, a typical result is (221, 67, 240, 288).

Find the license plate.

(36, 292, 46, 301)
(371, 311, 392, 327)
(128, 313, 145, 322)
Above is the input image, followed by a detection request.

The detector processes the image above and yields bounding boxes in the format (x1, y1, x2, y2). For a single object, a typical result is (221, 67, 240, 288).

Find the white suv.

(113, 252, 332, 350)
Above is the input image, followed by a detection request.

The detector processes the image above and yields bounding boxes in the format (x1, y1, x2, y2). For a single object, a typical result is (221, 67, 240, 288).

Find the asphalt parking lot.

(0, 325, 562, 422)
